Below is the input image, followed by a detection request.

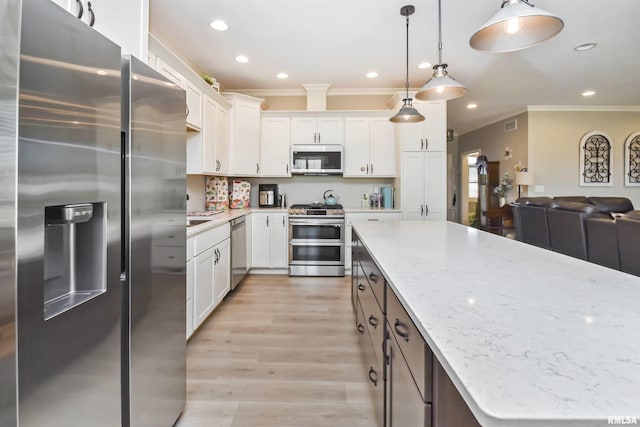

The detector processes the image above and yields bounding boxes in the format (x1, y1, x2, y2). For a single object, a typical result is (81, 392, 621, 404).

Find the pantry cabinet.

(260, 117, 291, 177)
(399, 100, 446, 152)
(251, 212, 288, 268)
(401, 152, 446, 221)
(344, 117, 395, 177)
(291, 117, 344, 145)
(225, 93, 263, 176)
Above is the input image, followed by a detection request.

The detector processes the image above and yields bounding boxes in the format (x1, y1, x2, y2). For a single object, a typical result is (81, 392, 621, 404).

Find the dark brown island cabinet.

(352, 231, 481, 427)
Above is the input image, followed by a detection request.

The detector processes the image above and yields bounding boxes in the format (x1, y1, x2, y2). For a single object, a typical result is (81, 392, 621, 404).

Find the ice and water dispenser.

(43, 202, 106, 320)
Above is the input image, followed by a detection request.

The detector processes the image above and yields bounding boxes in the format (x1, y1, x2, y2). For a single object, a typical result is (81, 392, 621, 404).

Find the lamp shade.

(415, 64, 467, 101)
(390, 99, 425, 123)
(516, 171, 535, 185)
(469, 0, 564, 53)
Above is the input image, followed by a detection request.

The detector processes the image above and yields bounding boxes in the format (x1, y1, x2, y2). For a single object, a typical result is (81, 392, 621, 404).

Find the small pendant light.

(470, 0, 564, 53)
(390, 5, 425, 123)
(415, 0, 467, 101)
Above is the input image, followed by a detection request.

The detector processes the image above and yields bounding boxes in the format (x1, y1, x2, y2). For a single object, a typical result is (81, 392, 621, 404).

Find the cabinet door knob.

(357, 283, 365, 291)
(357, 323, 365, 335)
(368, 272, 378, 283)
(368, 315, 378, 329)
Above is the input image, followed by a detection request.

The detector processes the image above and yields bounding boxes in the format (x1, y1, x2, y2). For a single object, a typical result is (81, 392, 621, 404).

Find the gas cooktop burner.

(289, 203, 344, 216)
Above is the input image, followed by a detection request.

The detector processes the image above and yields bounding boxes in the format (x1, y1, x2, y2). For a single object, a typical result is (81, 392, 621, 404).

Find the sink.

(186, 219, 211, 227)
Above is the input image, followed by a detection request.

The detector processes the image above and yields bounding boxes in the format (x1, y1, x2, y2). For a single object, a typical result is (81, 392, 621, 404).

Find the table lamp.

(516, 171, 534, 199)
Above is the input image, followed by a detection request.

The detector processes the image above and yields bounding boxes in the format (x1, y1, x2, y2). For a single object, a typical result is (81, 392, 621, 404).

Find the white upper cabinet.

(187, 95, 229, 175)
(344, 117, 395, 177)
(399, 100, 447, 152)
(261, 117, 291, 177)
(225, 93, 263, 177)
(291, 117, 344, 145)
(401, 151, 446, 221)
(51, 0, 149, 61)
(156, 58, 203, 131)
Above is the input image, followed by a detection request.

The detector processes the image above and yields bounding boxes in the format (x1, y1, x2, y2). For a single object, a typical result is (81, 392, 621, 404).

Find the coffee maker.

(259, 184, 279, 208)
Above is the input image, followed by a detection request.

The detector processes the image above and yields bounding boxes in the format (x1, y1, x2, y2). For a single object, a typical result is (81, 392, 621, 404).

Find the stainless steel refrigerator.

(0, 0, 186, 426)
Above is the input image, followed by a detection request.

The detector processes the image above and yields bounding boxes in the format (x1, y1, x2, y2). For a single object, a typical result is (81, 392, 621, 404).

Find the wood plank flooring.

(175, 275, 377, 427)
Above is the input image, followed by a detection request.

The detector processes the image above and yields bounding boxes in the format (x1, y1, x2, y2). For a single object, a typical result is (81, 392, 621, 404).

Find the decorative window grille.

(624, 131, 640, 186)
(579, 131, 612, 186)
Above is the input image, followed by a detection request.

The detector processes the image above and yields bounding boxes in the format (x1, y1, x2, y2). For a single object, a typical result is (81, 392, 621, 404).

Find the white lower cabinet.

(251, 212, 288, 269)
(186, 259, 194, 338)
(401, 151, 446, 221)
(190, 223, 231, 336)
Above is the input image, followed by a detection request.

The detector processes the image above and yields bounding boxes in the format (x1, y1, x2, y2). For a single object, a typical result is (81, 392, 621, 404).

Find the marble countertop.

(343, 206, 401, 213)
(186, 207, 288, 236)
(352, 220, 640, 427)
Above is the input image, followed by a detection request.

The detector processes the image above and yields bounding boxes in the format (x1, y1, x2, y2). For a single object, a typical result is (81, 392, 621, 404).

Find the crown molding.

(229, 87, 409, 97)
(527, 105, 640, 112)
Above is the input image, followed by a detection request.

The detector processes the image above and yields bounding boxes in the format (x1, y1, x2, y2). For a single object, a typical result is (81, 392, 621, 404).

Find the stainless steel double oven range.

(288, 204, 345, 276)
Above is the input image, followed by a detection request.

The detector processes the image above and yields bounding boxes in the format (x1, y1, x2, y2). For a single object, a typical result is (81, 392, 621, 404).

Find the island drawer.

(358, 267, 384, 372)
(387, 283, 433, 403)
(388, 329, 432, 427)
(359, 248, 385, 313)
(357, 301, 384, 427)
(194, 222, 230, 256)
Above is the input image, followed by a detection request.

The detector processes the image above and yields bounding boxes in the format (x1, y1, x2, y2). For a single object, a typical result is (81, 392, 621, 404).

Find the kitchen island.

(352, 220, 640, 427)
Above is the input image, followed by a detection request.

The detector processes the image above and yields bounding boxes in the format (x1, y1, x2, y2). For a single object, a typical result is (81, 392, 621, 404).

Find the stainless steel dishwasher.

(230, 216, 247, 290)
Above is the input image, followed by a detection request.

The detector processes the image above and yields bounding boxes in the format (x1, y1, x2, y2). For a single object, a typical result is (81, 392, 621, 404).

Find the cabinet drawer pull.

(76, 0, 83, 18)
(368, 315, 378, 328)
(357, 323, 365, 335)
(382, 330, 390, 366)
(87, 1, 95, 27)
(367, 218, 379, 222)
(357, 283, 365, 291)
(394, 318, 410, 342)
(368, 367, 378, 387)
(368, 272, 378, 283)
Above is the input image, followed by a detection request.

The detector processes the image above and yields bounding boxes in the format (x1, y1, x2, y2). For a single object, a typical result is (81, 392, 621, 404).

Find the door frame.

(460, 149, 481, 225)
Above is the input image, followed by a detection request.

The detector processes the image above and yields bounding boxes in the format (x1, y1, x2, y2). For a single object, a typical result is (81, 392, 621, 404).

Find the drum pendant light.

(415, 0, 467, 101)
(470, 0, 564, 53)
(390, 5, 425, 123)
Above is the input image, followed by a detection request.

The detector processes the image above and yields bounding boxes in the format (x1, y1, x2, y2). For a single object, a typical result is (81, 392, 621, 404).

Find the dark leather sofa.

(511, 196, 637, 275)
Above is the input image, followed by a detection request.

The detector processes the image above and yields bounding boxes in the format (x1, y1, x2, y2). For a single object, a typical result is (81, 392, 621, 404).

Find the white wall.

(528, 109, 640, 207)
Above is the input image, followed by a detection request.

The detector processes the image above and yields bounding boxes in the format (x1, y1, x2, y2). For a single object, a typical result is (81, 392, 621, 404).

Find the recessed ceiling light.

(574, 42, 597, 51)
(467, 103, 478, 109)
(582, 90, 596, 97)
(96, 69, 107, 76)
(418, 62, 432, 69)
(366, 71, 378, 78)
(210, 20, 228, 31)
(276, 73, 288, 79)
(235, 55, 249, 63)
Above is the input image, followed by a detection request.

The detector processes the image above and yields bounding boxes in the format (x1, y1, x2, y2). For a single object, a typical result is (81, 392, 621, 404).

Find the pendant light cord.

(437, 0, 443, 64)
(405, 13, 410, 99)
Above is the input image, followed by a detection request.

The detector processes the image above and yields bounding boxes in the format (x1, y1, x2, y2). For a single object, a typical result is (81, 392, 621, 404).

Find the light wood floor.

(175, 274, 377, 427)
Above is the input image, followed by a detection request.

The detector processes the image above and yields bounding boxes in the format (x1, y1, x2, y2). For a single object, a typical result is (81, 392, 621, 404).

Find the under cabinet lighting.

(582, 90, 595, 97)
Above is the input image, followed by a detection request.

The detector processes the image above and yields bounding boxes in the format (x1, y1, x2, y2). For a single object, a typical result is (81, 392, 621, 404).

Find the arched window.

(579, 131, 612, 186)
(624, 131, 640, 186)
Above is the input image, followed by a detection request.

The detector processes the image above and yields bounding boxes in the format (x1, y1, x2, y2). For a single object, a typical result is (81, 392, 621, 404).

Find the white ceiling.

(150, 0, 640, 135)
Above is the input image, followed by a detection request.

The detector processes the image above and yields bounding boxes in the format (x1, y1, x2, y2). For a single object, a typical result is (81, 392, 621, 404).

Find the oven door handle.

(289, 219, 344, 226)
(289, 241, 344, 247)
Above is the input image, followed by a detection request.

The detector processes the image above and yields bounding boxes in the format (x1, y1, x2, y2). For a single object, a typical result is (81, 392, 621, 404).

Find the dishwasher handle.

(230, 216, 245, 226)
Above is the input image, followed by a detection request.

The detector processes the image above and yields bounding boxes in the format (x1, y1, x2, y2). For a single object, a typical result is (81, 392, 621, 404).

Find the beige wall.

(261, 94, 391, 111)
(528, 110, 640, 208)
(458, 111, 529, 205)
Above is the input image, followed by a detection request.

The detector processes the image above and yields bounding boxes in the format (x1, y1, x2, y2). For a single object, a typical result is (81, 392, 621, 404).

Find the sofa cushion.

(588, 197, 634, 214)
(522, 197, 553, 207)
(550, 200, 599, 215)
(554, 196, 590, 204)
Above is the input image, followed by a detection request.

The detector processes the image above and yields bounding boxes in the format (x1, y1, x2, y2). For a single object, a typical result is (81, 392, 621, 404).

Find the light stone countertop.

(186, 207, 287, 237)
(352, 220, 640, 427)
(343, 206, 402, 213)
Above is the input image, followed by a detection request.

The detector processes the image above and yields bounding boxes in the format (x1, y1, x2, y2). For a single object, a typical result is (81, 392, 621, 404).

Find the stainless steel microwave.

(291, 145, 343, 175)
